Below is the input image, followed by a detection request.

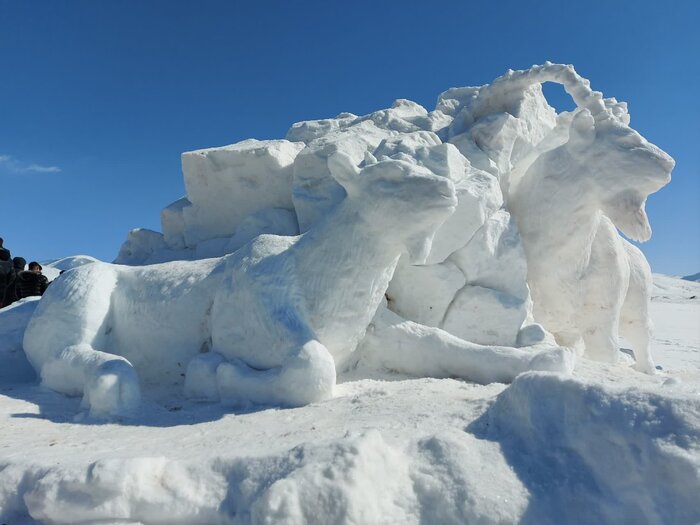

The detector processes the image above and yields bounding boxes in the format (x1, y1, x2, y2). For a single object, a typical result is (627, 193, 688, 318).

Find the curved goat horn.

(481, 62, 612, 122)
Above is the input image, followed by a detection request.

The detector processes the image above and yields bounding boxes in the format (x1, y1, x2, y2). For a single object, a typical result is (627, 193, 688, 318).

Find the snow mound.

(5, 430, 520, 525)
(40, 255, 99, 281)
(682, 272, 700, 283)
(652, 273, 700, 303)
(0, 298, 39, 383)
(3, 371, 697, 524)
(469, 372, 700, 524)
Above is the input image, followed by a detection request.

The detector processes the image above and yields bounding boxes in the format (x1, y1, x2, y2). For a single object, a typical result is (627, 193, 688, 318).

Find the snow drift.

(2, 372, 697, 524)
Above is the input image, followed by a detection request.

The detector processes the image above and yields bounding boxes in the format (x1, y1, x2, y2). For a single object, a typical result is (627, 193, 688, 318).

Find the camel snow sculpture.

(24, 154, 462, 416)
(500, 65, 675, 372)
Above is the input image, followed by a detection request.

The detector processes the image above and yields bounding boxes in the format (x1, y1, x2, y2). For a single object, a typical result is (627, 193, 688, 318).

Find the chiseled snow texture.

(181, 139, 304, 246)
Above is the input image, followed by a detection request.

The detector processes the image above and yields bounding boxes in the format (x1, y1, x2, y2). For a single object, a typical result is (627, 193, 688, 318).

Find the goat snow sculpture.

(502, 64, 674, 372)
(23, 155, 461, 415)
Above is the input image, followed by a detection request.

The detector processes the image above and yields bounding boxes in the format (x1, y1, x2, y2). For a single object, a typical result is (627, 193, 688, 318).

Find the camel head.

(566, 108, 674, 242)
(328, 153, 457, 264)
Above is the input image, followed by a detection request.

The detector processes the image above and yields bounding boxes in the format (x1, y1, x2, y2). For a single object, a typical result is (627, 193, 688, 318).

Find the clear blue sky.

(1, 0, 698, 275)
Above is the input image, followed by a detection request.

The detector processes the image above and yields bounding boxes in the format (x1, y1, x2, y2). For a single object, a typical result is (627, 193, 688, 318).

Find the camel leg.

(359, 307, 575, 383)
(24, 264, 140, 417)
(216, 340, 336, 407)
(41, 345, 140, 418)
(184, 352, 226, 401)
(620, 317, 654, 373)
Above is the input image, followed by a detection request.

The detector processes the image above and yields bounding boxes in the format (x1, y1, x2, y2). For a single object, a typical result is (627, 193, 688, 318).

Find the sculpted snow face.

(510, 103, 674, 371)
(592, 121, 673, 242)
(22, 154, 457, 416)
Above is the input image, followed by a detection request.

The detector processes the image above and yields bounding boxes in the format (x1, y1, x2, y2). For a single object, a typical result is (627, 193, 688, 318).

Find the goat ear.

(568, 108, 596, 153)
(328, 152, 360, 196)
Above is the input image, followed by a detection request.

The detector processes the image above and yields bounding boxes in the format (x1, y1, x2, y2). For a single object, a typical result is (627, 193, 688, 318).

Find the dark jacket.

(0, 247, 10, 262)
(0, 260, 13, 307)
(15, 271, 49, 299)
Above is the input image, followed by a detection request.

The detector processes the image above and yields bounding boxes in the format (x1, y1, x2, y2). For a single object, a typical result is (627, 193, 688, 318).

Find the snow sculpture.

(22, 154, 459, 415)
(417, 63, 673, 371)
(498, 65, 675, 371)
(105, 62, 672, 385)
(510, 107, 673, 371)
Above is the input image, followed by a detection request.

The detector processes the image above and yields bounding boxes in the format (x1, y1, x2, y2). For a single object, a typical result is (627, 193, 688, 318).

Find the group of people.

(0, 237, 49, 308)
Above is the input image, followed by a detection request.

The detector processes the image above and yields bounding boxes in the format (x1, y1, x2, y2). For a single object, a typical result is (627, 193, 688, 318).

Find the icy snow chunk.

(446, 209, 530, 347)
(444, 80, 556, 139)
(449, 209, 528, 299)
(448, 131, 499, 176)
(435, 86, 480, 117)
(426, 162, 503, 264)
(373, 131, 442, 159)
(356, 99, 428, 133)
(469, 372, 700, 524)
(442, 285, 526, 346)
(441, 82, 557, 197)
(161, 197, 190, 250)
(114, 228, 168, 265)
(181, 139, 304, 245)
(285, 112, 358, 143)
(387, 258, 466, 327)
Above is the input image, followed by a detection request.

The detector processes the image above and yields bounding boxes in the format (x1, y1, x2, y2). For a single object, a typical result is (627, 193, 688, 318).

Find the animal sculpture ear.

(568, 108, 596, 153)
(363, 151, 378, 166)
(328, 152, 361, 196)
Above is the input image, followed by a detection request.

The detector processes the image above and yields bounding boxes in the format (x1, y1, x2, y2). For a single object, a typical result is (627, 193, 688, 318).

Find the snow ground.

(0, 274, 698, 524)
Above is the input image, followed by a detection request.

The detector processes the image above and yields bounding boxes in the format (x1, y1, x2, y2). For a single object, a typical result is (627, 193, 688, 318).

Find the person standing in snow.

(2, 257, 26, 307)
(0, 245, 13, 307)
(0, 237, 10, 261)
(15, 261, 49, 300)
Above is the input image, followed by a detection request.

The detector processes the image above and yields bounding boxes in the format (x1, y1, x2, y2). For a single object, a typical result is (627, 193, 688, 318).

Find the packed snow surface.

(0, 275, 698, 524)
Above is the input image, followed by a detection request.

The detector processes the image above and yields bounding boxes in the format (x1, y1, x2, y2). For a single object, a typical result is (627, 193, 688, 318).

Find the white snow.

(181, 139, 304, 247)
(0, 275, 697, 523)
(0, 64, 695, 523)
